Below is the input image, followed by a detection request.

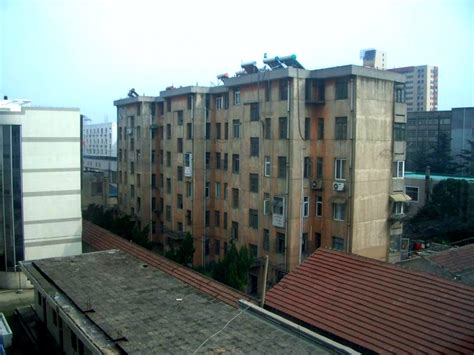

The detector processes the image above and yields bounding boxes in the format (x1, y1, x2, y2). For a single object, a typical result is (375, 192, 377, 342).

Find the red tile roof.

(265, 248, 474, 354)
(82, 221, 253, 308)
(430, 244, 474, 275)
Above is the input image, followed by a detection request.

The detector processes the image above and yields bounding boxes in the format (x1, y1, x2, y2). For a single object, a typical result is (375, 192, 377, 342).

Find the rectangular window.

(316, 196, 323, 217)
(177, 194, 183, 209)
(166, 151, 171, 167)
(186, 210, 192, 225)
(166, 124, 171, 139)
(224, 183, 228, 200)
(279, 79, 288, 100)
(216, 152, 221, 169)
(264, 118, 271, 139)
(334, 159, 346, 180)
(215, 182, 221, 199)
(264, 193, 270, 215)
(136, 149, 141, 162)
(187, 95, 193, 110)
(160, 174, 164, 188)
(304, 157, 311, 178)
(177, 166, 183, 181)
(232, 188, 239, 208)
(335, 117, 348, 140)
(166, 178, 171, 194)
(130, 162, 135, 174)
(393, 161, 405, 178)
(234, 89, 241, 105)
(231, 221, 239, 240)
(232, 154, 240, 173)
(223, 212, 228, 229)
(206, 152, 210, 169)
(265, 81, 271, 101)
(333, 203, 346, 221)
(279, 117, 288, 139)
(249, 173, 259, 193)
(136, 173, 141, 188)
(332, 236, 345, 251)
(317, 118, 324, 140)
(278, 156, 287, 178)
(215, 239, 221, 255)
(406, 186, 419, 202)
(250, 103, 259, 121)
(205, 123, 211, 140)
(177, 138, 183, 153)
(151, 150, 156, 164)
(303, 196, 309, 217)
(315, 232, 322, 249)
(249, 209, 258, 229)
(205, 210, 210, 227)
(264, 156, 271, 177)
(393, 202, 404, 215)
(223, 153, 228, 170)
(177, 110, 184, 125)
(276, 233, 285, 254)
(263, 229, 270, 251)
(304, 117, 311, 140)
(394, 123, 406, 141)
(215, 211, 220, 227)
(166, 205, 171, 222)
(233, 120, 240, 138)
(186, 181, 192, 197)
(336, 80, 348, 100)
(186, 123, 193, 139)
(216, 122, 221, 139)
(250, 137, 259, 157)
(216, 96, 223, 110)
(205, 182, 210, 198)
(302, 233, 308, 255)
(160, 149, 163, 165)
(224, 122, 229, 139)
(316, 157, 323, 179)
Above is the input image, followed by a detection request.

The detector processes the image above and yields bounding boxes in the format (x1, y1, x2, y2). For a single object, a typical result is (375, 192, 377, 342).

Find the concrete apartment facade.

(82, 121, 117, 183)
(115, 63, 407, 287)
(389, 65, 438, 112)
(406, 107, 474, 171)
(0, 103, 82, 288)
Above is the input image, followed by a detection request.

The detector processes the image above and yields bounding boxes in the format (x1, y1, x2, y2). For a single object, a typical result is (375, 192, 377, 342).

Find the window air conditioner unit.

(333, 182, 345, 191)
(311, 179, 323, 190)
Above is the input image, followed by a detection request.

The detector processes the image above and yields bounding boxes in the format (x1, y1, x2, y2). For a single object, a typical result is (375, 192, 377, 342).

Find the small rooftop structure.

(265, 248, 474, 354)
(0, 99, 32, 112)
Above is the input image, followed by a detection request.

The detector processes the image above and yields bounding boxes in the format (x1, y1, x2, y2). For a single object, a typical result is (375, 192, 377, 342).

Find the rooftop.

(405, 172, 474, 182)
(21, 250, 351, 354)
(265, 248, 474, 354)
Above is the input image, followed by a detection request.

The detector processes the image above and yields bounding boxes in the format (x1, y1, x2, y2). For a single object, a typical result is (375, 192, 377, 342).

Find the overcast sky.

(1, 0, 473, 123)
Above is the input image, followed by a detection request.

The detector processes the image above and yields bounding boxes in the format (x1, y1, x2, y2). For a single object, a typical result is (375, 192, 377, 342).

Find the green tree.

(456, 140, 474, 177)
(408, 133, 457, 174)
(165, 232, 195, 266)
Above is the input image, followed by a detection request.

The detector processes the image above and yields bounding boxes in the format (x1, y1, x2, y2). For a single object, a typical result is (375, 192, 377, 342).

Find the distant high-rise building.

(361, 49, 387, 70)
(0, 100, 82, 288)
(389, 65, 439, 112)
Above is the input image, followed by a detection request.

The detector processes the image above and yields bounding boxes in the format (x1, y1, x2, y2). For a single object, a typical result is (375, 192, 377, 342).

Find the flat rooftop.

(22, 250, 351, 354)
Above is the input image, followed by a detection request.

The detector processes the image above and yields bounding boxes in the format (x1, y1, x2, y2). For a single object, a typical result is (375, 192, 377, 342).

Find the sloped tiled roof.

(265, 248, 474, 354)
(82, 220, 253, 307)
(430, 244, 474, 275)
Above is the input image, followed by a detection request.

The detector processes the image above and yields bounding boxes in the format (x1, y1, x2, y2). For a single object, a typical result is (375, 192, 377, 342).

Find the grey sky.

(1, 0, 473, 123)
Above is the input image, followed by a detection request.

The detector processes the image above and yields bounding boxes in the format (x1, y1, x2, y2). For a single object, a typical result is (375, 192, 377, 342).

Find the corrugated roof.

(265, 248, 474, 354)
(82, 220, 253, 308)
(430, 244, 474, 274)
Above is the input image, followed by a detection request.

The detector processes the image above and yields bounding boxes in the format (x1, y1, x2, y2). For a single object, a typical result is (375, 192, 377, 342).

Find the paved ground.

(0, 289, 34, 319)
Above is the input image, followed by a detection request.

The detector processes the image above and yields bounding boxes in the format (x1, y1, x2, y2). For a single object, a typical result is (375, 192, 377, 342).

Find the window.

(215, 211, 220, 227)
(215, 152, 221, 169)
(166, 178, 171, 193)
(317, 118, 324, 140)
(394, 123, 406, 141)
(234, 89, 241, 105)
(186, 123, 193, 139)
(395, 86, 405, 103)
(216, 122, 221, 139)
(166, 124, 171, 139)
(205, 211, 210, 227)
(263, 229, 270, 251)
(264, 193, 270, 215)
(231, 221, 239, 239)
(265, 81, 271, 101)
(130, 162, 134, 174)
(186, 181, 192, 197)
(223, 153, 228, 170)
(276, 233, 285, 254)
(205, 123, 211, 139)
(166, 151, 171, 167)
(333, 203, 346, 221)
(159, 149, 163, 165)
(233, 119, 240, 138)
(249, 209, 258, 229)
(334, 158, 346, 180)
(302, 233, 308, 255)
(303, 157, 311, 178)
(177, 138, 183, 153)
(224, 122, 229, 139)
(304, 117, 311, 140)
(250, 103, 259, 121)
(205, 238, 210, 255)
(279, 79, 288, 100)
(136, 126, 141, 139)
(119, 149, 122, 161)
(224, 183, 228, 199)
(205, 182, 210, 198)
(316, 157, 323, 178)
(215, 182, 221, 198)
(177, 194, 183, 209)
(216, 96, 223, 110)
(136, 173, 141, 188)
(249, 173, 259, 193)
(224, 93, 229, 109)
(316, 196, 323, 217)
(223, 212, 228, 229)
(264, 156, 271, 177)
(406, 186, 419, 202)
(187, 95, 193, 110)
(232, 188, 239, 208)
(336, 80, 348, 100)
(315, 232, 321, 249)
(166, 205, 171, 222)
(151, 150, 156, 164)
(303, 197, 309, 217)
(250, 137, 259, 157)
(393, 161, 405, 178)
(215, 239, 221, 255)
(206, 152, 210, 169)
(279, 117, 288, 139)
(232, 154, 240, 173)
(335, 117, 348, 140)
(393, 202, 404, 215)
(177, 110, 184, 125)
(264, 118, 271, 139)
(332, 236, 344, 251)
(278, 156, 287, 178)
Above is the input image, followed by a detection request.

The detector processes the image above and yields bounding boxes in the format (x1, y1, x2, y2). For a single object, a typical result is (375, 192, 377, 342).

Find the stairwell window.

(264, 156, 271, 177)
(335, 80, 348, 100)
(303, 196, 309, 217)
(394, 123, 406, 141)
(334, 158, 346, 180)
(250, 103, 259, 121)
(393, 161, 405, 178)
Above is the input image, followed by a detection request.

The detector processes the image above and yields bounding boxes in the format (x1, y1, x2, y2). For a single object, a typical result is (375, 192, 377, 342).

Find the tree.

(165, 232, 195, 266)
(456, 140, 474, 177)
(408, 133, 457, 174)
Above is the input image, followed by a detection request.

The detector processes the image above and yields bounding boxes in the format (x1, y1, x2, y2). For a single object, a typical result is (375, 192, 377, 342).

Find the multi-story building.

(361, 49, 387, 70)
(0, 100, 82, 288)
(82, 121, 117, 183)
(406, 107, 474, 171)
(389, 65, 438, 112)
(115, 60, 407, 287)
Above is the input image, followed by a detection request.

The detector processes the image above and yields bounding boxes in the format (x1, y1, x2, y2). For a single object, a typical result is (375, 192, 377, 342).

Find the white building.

(82, 121, 117, 183)
(361, 49, 387, 70)
(0, 102, 82, 288)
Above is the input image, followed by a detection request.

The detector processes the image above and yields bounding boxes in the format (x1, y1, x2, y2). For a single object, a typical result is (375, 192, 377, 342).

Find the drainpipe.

(285, 78, 291, 272)
(347, 77, 356, 254)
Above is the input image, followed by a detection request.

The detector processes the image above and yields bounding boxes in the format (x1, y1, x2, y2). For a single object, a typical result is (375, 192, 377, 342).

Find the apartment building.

(115, 60, 407, 287)
(0, 100, 82, 288)
(361, 49, 387, 70)
(82, 121, 117, 183)
(389, 65, 438, 112)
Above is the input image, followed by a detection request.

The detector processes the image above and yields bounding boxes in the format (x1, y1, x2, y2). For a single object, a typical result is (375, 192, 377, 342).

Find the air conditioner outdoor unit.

(127, 128, 133, 135)
(311, 179, 323, 190)
(333, 182, 345, 191)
